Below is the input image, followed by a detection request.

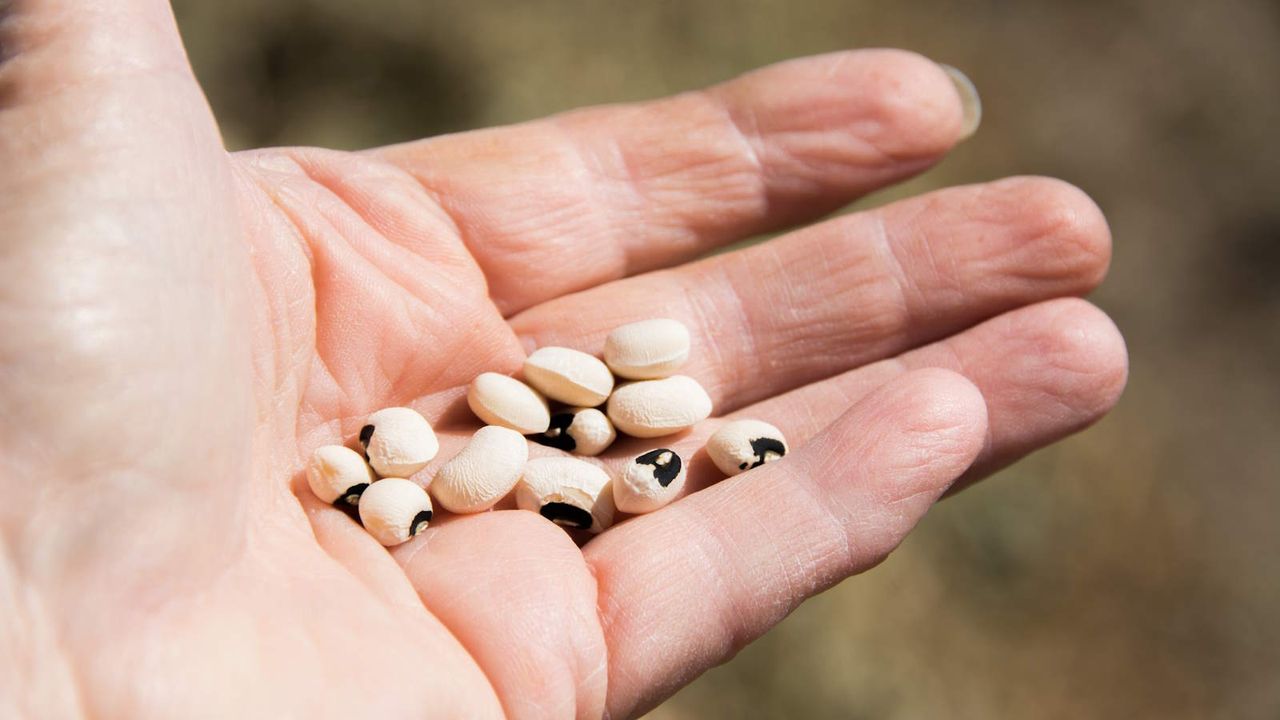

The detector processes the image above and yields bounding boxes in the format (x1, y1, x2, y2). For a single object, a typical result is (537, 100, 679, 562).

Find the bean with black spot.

(614, 448, 686, 514)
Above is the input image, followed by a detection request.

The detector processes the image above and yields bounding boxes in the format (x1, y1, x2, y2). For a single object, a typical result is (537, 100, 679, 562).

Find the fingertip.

(1034, 298, 1130, 420)
(816, 368, 989, 491)
(887, 367, 989, 462)
(763, 367, 989, 571)
(1000, 176, 1114, 291)
(722, 48, 971, 166)
(836, 49, 971, 158)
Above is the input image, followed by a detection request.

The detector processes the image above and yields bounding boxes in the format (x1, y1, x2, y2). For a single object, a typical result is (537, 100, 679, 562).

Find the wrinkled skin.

(0, 2, 1127, 718)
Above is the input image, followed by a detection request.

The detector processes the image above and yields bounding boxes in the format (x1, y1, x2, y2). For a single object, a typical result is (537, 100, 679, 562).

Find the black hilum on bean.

(636, 448, 682, 487)
(532, 413, 577, 451)
(410, 509, 432, 536)
(340, 483, 369, 506)
(359, 424, 376, 459)
(540, 501, 593, 529)
(739, 437, 786, 471)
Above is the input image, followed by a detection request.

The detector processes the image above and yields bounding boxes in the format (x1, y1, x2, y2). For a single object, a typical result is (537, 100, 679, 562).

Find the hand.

(0, 2, 1127, 717)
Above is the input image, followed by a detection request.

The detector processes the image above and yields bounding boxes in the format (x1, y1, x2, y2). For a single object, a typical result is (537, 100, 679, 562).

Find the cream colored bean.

(603, 318, 690, 380)
(531, 407, 616, 456)
(706, 419, 789, 477)
(516, 456, 615, 533)
(358, 478, 433, 547)
(523, 346, 614, 407)
(431, 425, 528, 514)
(306, 445, 376, 507)
(359, 407, 439, 478)
(614, 448, 686, 514)
(467, 372, 551, 434)
(606, 375, 712, 438)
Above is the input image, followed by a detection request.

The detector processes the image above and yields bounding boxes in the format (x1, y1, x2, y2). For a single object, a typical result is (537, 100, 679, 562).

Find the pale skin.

(0, 2, 1129, 718)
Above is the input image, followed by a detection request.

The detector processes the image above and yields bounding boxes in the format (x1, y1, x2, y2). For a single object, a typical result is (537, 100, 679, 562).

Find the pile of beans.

(307, 319, 790, 546)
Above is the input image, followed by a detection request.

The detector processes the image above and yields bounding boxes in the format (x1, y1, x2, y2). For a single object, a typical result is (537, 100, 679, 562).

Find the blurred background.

(171, 1, 1280, 717)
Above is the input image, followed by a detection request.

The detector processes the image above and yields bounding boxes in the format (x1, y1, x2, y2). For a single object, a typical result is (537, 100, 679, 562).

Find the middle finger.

(512, 176, 1110, 414)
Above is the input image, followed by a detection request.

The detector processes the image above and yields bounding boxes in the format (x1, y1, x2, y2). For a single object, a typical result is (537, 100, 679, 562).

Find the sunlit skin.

(0, 2, 1127, 718)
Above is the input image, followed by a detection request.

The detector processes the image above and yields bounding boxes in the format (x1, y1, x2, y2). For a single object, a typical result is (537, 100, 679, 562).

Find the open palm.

(1, 2, 1128, 718)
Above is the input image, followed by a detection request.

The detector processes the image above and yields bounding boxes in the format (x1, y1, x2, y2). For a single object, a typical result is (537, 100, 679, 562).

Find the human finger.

(374, 49, 976, 314)
(585, 369, 988, 717)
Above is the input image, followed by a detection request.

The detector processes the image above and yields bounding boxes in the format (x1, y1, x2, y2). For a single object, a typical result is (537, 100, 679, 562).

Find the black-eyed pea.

(706, 419, 789, 477)
(603, 318, 691, 380)
(531, 408, 616, 456)
(614, 448, 686, 514)
(306, 445, 376, 507)
(358, 478, 433, 547)
(359, 407, 439, 478)
(522, 346, 614, 407)
(606, 375, 712, 438)
(515, 456, 615, 533)
(467, 372, 551, 434)
(431, 425, 528, 514)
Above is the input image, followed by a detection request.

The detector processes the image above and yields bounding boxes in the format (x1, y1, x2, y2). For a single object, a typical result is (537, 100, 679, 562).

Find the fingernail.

(938, 64, 982, 140)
